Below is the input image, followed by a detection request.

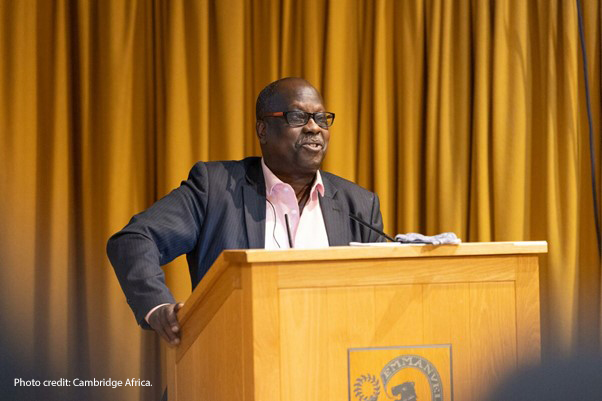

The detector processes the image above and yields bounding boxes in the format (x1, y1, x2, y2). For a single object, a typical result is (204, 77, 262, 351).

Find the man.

(107, 77, 385, 346)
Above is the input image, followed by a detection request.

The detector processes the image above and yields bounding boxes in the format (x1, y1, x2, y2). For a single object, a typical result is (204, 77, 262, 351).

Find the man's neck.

(263, 160, 318, 212)
(279, 173, 316, 211)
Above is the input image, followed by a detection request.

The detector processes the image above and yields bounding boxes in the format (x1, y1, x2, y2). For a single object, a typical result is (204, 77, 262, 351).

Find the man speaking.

(107, 77, 385, 346)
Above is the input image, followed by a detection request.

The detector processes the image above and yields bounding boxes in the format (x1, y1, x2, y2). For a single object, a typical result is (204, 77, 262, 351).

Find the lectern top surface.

(221, 241, 547, 264)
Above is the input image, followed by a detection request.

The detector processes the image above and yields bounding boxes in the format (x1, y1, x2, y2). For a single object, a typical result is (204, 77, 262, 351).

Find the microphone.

(348, 213, 397, 242)
(284, 214, 294, 248)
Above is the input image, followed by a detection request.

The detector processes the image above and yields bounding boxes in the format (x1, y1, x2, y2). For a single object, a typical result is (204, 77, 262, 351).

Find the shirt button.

(291, 210, 297, 215)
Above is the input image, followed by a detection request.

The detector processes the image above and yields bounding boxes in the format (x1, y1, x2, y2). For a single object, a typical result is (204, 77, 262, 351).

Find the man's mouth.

(302, 142, 322, 150)
(299, 140, 324, 152)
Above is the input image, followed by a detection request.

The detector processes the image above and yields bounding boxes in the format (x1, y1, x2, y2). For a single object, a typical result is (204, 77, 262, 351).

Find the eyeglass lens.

(287, 111, 334, 128)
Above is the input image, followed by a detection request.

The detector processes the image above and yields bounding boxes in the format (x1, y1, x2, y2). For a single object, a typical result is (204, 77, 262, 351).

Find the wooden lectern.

(167, 242, 546, 401)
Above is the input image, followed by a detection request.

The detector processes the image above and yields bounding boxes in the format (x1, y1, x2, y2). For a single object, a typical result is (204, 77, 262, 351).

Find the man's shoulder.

(196, 156, 260, 170)
(320, 170, 375, 197)
(189, 157, 261, 179)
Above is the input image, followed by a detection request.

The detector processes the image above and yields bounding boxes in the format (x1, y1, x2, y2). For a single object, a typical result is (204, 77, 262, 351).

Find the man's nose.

(302, 115, 321, 132)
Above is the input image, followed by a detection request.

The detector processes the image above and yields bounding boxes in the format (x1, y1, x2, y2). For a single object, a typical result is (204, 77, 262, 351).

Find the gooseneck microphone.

(348, 213, 397, 242)
(284, 214, 294, 248)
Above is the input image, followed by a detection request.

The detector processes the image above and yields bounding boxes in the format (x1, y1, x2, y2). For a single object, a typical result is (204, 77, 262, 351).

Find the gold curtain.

(1, 0, 600, 400)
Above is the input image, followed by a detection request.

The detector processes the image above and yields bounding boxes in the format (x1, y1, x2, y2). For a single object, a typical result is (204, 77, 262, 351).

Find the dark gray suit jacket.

(107, 157, 384, 327)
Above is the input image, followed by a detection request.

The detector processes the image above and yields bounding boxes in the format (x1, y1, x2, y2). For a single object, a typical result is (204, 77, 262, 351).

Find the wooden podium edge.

(222, 241, 548, 264)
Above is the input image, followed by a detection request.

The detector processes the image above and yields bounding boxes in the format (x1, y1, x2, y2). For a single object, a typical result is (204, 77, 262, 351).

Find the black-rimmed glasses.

(262, 111, 335, 128)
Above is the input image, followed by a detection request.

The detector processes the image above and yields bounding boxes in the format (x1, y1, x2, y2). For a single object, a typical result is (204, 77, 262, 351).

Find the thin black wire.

(577, 0, 602, 258)
(349, 213, 397, 242)
(266, 199, 281, 248)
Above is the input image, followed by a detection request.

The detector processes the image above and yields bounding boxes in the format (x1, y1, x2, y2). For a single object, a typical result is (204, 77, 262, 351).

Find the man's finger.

(151, 305, 177, 345)
(165, 304, 181, 334)
(162, 304, 180, 345)
(157, 324, 173, 344)
(149, 311, 173, 344)
(159, 306, 179, 344)
(148, 303, 182, 346)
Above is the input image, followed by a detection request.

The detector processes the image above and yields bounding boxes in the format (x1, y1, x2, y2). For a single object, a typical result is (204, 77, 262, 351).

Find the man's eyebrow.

(287, 102, 326, 110)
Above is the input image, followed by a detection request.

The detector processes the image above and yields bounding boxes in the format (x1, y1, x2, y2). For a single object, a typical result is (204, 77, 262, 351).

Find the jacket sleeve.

(106, 162, 209, 328)
(369, 192, 387, 243)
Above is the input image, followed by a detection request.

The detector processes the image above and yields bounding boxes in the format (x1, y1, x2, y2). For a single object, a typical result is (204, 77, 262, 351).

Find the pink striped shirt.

(261, 158, 329, 249)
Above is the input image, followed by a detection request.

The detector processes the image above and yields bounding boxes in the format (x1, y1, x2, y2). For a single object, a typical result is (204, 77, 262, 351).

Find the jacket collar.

(318, 172, 351, 246)
(242, 157, 266, 248)
(242, 157, 350, 248)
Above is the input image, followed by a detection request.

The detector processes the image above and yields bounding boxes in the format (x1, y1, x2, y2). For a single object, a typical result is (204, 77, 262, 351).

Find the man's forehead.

(271, 84, 323, 109)
(287, 99, 325, 112)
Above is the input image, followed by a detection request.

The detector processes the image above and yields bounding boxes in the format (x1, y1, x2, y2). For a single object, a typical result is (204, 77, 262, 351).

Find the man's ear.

(256, 120, 267, 144)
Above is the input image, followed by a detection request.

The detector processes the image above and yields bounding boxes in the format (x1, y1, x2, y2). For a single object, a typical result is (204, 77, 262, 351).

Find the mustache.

(297, 135, 325, 146)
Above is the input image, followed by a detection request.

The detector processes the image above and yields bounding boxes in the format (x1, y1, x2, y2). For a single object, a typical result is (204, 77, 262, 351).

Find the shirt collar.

(261, 158, 325, 199)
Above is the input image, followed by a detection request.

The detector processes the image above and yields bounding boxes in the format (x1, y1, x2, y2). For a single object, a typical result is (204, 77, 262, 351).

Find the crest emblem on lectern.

(353, 374, 380, 401)
(349, 345, 452, 401)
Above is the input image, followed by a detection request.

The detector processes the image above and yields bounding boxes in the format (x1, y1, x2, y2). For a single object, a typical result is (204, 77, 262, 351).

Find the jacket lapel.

(242, 161, 350, 248)
(243, 158, 266, 249)
(319, 173, 351, 246)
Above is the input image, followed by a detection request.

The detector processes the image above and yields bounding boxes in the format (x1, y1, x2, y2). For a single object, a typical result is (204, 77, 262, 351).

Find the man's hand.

(148, 302, 184, 346)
